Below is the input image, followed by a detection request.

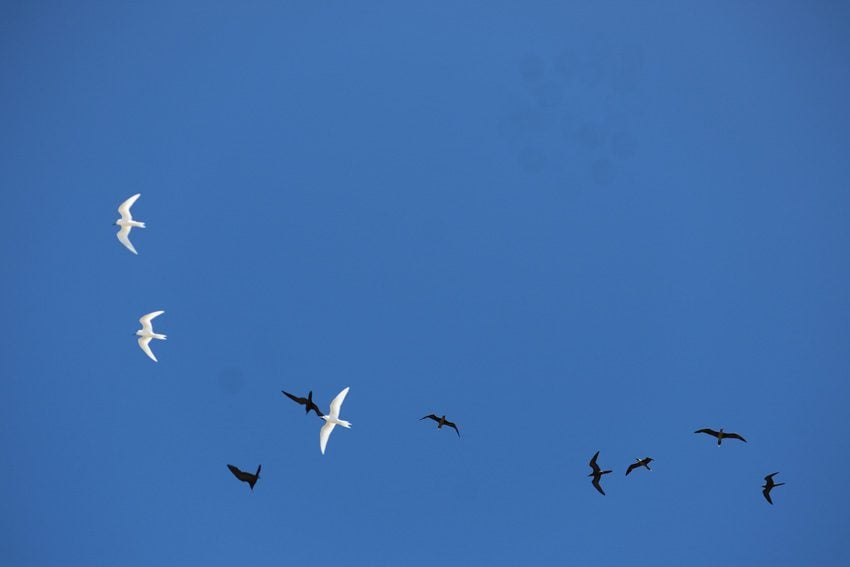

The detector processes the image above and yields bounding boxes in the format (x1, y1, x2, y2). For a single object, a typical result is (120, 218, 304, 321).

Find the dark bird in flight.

(762, 472, 784, 505)
(281, 390, 323, 417)
(625, 457, 653, 476)
(694, 427, 747, 445)
(227, 464, 261, 491)
(420, 414, 460, 437)
(588, 451, 612, 495)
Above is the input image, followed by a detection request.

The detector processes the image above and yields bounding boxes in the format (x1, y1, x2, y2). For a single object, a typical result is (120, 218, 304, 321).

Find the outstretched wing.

(139, 311, 165, 333)
(227, 464, 247, 482)
(116, 224, 137, 254)
(320, 421, 336, 454)
(762, 487, 773, 504)
(118, 193, 140, 221)
(282, 390, 306, 405)
(328, 386, 349, 418)
(695, 428, 720, 438)
(764, 472, 779, 483)
(138, 336, 158, 362)
(625, 462, 638, 476)
(725, 432, 747, 443)
(420, 414, 440, 423)
(592, 477, 606, 496)
(589, 451, 601, 473)
(445, 420, 460, 437)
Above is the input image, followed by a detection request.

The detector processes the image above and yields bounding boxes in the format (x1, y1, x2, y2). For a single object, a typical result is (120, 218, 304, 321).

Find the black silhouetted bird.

(588, 451, 612, 495)
(420, 414, 460, 437)
(694, 427, 747, 445)
(762, 472, 784, 505)
(281, 390, 323, 417)
(625, 457, 653, 476)
(227, 464, 261, 491)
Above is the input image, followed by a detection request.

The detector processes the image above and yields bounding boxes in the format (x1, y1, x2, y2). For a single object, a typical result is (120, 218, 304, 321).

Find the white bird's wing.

(138, 336, 158, 362)
(139, 310, 165, 333)
(116, 224, 138, 254)
(328, 386, 349, 419)
(320, 421, 336, 455)
(118, 193, 140, 221)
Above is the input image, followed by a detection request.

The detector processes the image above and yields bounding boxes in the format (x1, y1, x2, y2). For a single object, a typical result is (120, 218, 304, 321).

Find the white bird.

(115, 193, 145, 254)
(136, 310, 167, 362)
(320, 387, 351, 455)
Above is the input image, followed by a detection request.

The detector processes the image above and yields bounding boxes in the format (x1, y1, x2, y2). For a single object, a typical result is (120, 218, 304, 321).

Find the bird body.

(115, 193, 145, 254)
(320, 387, 351, 454)
(694, 427, 747, 445)
(282, 389, 323, 417)
(625, 457, 653, 476)
(762, 472, 785, 504)
(588, 451, 612, 495)
(136, 310, 166, 362)
(420, 414, 460, 437)
(227, 464, 261, 490)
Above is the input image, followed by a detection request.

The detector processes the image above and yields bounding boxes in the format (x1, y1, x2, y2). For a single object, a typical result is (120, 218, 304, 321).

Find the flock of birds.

(115, 193, 785, 504)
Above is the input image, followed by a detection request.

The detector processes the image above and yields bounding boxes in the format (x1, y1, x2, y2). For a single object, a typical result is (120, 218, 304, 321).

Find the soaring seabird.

(115, 193, 145, 254)
(694, 427, 747, 445)
(281, 390, 323, 417)
(227, 464, 261, 491)
(588, 451, 612, 495)
(420, 414, 460, 437)
(320, 387, 351, 455)
(762, 472, 784, 505)
(625, 457, 653, 476)
(136, 311, 166, 362)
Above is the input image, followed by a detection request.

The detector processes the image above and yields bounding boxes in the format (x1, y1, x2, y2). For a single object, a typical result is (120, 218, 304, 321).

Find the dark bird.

(694, 427, 747, 445)
(762, 472, 785, 505)
(420, 414, 460, 437)
(281, 390, 323, 417)
(588, 451, 612, 495)
(227, 464, 261, 491)
(625, 457, 653, 476)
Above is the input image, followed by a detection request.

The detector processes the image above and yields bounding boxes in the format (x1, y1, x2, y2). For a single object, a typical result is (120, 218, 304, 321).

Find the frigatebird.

(420, 414, 460, 437)
(694, 427, 747, 445)
(588, 451, 612, 495)
(281, 389, 323, 417)
(625, 457, 653, 476)
(227, 464, 261, 491)
(762, 472, 784, 505)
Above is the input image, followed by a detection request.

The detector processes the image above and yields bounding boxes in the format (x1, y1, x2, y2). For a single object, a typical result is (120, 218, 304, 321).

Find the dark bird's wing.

(445, 420, 460, 437)
(763, 487, 773, 504)
(282, 390, 307, 405)
(625, 462, 638, 476)
(589, 451, 601, 473)
(307, 399, 323, 416)
(420, 414, 440, 423)
(592, 477, 606, 495)
(764, 472, 779, 485)
(725, 432, 747, 442)
(227, 464, 249, 483)
(695, 428, 720, 437)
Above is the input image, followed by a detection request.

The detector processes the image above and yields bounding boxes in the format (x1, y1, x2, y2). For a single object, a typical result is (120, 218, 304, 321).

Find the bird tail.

(774, 482, 785, 487)
(154, 333, 167, 340)
(338, 420, 351, 428)
(131, 221, 146, 228)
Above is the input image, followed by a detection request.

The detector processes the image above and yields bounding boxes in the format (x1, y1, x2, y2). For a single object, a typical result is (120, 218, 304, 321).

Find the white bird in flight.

(320, 387, 351, 455)
(137, 311, 167, 362)
(115, 193, 145, 254)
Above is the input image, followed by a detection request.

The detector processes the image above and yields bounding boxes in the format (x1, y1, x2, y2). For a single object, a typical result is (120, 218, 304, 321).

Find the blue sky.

(2, 2, 850, 565)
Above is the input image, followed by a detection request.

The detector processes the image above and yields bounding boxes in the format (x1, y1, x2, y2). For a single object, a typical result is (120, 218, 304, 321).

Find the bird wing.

(625, 462, 638, 476)
(118, 193, 140, 221)
(116, 224, 138, 254)
(227, 464, 248, 482)
(328, 386, 349, 419)
(592, 477, 606, 495)
(320, 421, 336, 455)
(445, 420, 460, 437)
(764, 472, 779, 483)
(282, 390, 306, 405)
(762, 487, 773, 504)
(139, 310, 165, 333)
(589, 451, 601, 473)
(695, 428, 719, 437)
(138, 336, 158, 362)
(725, 432, 747, 442)
(420, 414, 440, 422)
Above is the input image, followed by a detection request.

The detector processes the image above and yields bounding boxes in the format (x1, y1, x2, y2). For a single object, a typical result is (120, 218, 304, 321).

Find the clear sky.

(2, 2, 850, 566)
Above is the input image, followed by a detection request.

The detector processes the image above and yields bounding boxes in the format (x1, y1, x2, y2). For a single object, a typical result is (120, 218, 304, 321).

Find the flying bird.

(625, 457, 653, 476)
(227, 464, 261, 491)
(115, 193, 145, 254)
(281, 390, 323, 417)
(420, 414, 460, 437)
(588, 451, 612, 495)
(136, 310, 166, 362)
(762, 472, 784, 505)
(694, 428, 747, 445)
(320, 387, 351, 455)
